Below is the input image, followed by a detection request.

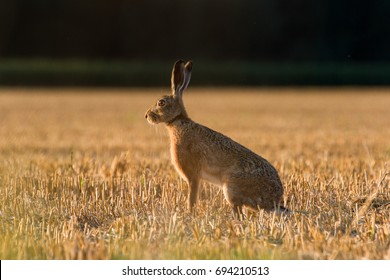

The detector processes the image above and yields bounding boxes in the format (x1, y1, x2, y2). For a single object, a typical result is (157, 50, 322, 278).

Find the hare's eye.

(157, 99, 166, 107)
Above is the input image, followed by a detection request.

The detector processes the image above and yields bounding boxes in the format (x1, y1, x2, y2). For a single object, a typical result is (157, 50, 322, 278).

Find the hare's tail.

(273, 205, 291, 214)
(274, 205, 309, 215)
(279, 205, 290, 213)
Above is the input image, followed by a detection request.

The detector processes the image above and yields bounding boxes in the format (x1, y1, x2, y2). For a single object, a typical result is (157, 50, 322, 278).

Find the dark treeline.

(1, 0, 389, 62)
(0, 0, 390, 86)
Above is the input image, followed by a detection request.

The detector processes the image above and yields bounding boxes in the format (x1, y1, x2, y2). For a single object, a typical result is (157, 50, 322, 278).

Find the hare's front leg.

(187, 178, 200, 211)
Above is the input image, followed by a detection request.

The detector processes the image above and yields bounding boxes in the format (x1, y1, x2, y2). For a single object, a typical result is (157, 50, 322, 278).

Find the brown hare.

(145, 60, 288, 217)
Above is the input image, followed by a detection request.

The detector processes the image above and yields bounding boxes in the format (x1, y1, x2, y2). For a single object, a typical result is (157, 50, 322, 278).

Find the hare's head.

(145, 60, 192, 124)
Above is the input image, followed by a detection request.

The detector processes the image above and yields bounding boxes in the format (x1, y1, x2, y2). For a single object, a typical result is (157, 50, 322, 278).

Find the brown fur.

(145, 60, 286, 216)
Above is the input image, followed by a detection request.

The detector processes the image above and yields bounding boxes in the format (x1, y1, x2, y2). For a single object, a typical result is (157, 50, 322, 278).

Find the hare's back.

(192, 122, 279, 175)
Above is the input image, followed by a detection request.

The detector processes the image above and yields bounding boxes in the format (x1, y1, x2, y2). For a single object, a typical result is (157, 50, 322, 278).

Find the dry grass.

(0, 87, 389, 260)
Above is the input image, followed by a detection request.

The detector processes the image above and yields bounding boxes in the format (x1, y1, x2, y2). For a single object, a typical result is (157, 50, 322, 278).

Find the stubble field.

(0, 88, 389, 259)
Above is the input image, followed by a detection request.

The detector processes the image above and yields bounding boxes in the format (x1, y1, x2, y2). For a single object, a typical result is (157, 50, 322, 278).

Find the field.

(0, 87, 389, 260)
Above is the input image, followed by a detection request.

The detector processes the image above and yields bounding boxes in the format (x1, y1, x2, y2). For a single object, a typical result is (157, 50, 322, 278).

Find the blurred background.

(0, 0, 389, 86)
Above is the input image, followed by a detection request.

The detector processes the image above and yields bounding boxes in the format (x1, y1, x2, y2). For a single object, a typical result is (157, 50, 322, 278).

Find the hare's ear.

(171, 60, 192, 98)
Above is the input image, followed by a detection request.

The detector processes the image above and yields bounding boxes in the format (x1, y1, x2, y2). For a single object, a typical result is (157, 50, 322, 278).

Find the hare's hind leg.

(224, 177, 283, 212)
(222, 185, 244, 219)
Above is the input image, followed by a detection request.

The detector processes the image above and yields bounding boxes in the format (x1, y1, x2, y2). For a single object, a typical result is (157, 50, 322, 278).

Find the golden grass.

(0, 87, 389, 259)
